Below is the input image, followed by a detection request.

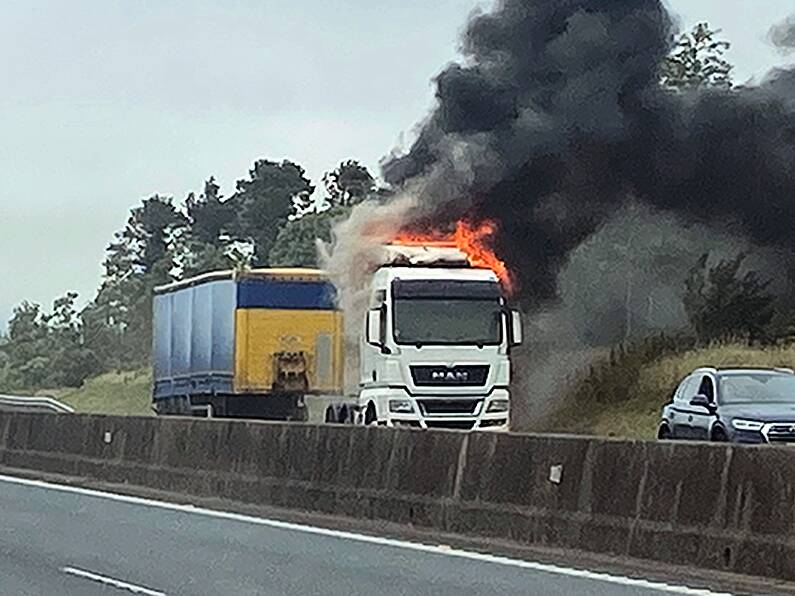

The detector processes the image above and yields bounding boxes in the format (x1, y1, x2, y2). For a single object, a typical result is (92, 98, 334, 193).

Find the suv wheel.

(711, 426, 728, 442)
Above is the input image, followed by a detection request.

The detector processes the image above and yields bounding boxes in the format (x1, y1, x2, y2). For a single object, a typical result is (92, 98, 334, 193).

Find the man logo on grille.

(431, 370, 470, 382)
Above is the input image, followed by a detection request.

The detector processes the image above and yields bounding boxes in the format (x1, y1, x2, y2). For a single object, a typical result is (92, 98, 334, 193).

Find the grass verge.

(39, 369, 152, 416)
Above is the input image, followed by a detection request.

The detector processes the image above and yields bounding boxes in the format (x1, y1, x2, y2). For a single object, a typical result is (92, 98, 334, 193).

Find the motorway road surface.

(0, 475, 731, 596)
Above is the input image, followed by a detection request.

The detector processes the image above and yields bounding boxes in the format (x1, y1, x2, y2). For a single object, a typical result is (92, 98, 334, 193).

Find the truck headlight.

(486, 399, 509, 413)
(389, 400, 414, 414)
(731, 419, 764, 432)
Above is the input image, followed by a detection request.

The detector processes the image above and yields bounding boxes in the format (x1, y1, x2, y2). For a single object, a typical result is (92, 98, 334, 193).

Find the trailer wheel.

(178, 396, 192, 416)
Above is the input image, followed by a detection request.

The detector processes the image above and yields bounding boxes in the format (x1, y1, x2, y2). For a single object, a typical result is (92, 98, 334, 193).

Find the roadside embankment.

(545, 341, 795, 439)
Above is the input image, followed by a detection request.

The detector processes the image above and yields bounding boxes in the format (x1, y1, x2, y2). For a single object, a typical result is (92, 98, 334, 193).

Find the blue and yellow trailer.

(152, 269, 343, 420)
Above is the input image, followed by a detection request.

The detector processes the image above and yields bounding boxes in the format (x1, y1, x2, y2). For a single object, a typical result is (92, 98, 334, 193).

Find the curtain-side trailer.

(152, 269, 343, 420)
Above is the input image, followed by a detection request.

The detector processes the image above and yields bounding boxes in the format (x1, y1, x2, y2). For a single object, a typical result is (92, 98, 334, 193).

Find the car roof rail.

(715, 366, 795, 374)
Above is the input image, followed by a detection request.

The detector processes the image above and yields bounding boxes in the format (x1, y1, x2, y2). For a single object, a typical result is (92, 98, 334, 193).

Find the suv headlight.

(731, 419, 764, 432)
(389, 400, 414, 414)
(486, 399, 509, 413)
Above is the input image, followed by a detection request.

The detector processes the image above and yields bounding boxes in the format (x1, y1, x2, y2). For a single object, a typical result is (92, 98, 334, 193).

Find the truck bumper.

(361, 387, 510, 432)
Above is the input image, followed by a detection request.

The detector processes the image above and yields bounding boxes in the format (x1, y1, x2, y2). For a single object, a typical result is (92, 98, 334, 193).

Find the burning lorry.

(151, 243, 521, 430)
(326, 242, 522, 431)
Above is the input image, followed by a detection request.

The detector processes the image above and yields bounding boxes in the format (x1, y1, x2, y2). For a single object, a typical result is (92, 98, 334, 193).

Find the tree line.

(0, 158, 385, 391)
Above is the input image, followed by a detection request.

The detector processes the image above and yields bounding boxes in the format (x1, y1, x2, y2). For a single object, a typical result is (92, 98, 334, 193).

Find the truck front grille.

(410, 365, 489, 387)
(425, 420, 476, 430)
(418, 399, 481, 416)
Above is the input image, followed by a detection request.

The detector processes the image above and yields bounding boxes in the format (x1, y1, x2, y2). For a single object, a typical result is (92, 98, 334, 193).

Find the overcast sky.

(1, 0, 793, 329)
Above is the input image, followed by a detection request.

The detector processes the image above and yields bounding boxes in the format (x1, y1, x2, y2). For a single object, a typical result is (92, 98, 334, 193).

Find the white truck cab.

(351, 244, 522, 431)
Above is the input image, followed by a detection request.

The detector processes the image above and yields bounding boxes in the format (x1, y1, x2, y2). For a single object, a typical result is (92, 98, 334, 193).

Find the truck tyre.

(177, 396, 192, 416)
(364, 402, 377, 425)
(294, 404, 309, 422)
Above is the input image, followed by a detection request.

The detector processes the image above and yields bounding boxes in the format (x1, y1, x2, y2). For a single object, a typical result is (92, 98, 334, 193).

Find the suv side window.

(697, 375, 715, 403)
(674, 376, 694, 403)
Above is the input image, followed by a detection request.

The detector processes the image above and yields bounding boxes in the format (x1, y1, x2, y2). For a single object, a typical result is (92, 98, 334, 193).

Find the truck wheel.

(364, 403, 377, 425)
(294, 404, 309, 423)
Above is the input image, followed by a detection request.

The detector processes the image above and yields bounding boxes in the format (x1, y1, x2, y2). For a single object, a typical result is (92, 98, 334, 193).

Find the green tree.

(269, 207, 349, 267)
(44, 293, 100, 387)
(182, 177, 237, 277)
(4, 302, 49, 387)
(232, 159, 314, 266)
(0, 294, 99, 390)
(0, 341, 18, 391)
(180, 242, 233, 278)
(683, 253, 775, 343)
(661, 22, 733, 91)
(322, 160, 375, 208)
(121, 195, 188, 275)
(88, 195, 187, 369)
(186, 177, 236, 244)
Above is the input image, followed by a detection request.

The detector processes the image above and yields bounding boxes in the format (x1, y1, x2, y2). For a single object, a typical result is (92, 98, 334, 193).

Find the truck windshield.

(391, 279, 503, 346)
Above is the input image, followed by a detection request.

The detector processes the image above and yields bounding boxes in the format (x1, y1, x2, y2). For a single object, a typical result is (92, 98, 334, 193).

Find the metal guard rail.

(0, 395, 75, 414)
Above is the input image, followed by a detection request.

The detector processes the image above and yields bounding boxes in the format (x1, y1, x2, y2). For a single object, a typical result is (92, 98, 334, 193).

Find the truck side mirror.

(509, 310, 523, 347)
(366, 309, 382, 347)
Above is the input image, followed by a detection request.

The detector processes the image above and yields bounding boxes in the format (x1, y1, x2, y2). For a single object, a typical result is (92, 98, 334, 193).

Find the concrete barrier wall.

(0, 412, 793, 581)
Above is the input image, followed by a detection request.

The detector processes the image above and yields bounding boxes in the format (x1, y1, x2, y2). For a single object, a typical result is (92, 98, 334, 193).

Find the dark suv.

(658, 367, 795, 443)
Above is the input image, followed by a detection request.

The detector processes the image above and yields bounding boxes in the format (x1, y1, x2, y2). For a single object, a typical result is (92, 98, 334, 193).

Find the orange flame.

(392, 220, 514, 293)
(454, 221, 513, 292)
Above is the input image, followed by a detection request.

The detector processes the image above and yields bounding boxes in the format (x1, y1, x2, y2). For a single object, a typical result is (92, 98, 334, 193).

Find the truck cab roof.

(380, 243, 468, 267)
(370, 266, 501, 301)
(376, 266, 499, 283)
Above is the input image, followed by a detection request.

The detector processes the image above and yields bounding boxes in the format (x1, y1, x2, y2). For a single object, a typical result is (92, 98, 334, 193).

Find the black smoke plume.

(383, 0, 795, 309)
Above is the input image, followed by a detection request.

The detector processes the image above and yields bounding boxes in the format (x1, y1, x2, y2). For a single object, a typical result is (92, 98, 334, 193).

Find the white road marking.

(1, 474, 728, 595)
(62, 566, 166, 596)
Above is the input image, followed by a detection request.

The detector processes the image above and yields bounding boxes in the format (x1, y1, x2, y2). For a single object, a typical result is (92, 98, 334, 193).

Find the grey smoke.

(511, 200, 795, 430)
(770, 14, 795, 52)
(319, 194, 418, 394)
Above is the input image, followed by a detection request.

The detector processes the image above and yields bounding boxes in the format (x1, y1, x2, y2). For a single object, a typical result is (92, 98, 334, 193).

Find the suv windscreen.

(718, 373, 795, 404)
(391, 279, 502, 346)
